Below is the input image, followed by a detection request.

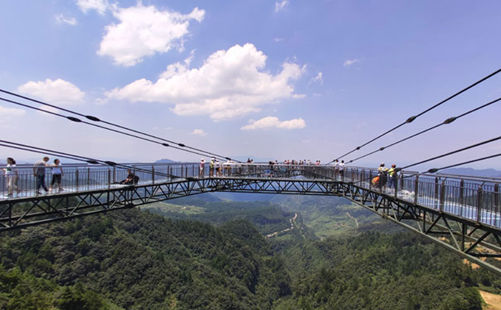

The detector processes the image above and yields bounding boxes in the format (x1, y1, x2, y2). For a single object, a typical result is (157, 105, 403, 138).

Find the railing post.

(439, 180, 445, 212)
(75, 169, 79, 190)
(152, 166, 155, 184)
(495, 183, 499, 226)
(87, 167, 90, 189)
(185, 166, 188, 178)
(369, 170, 372, 190)
(107, 169, 111, 189)
(414, 175, 419, 205)
(459, 179, 464, 206)
(394, 174, 398, 199)
(477, 185, 483, 223)
(434, 177, 439, 209)
(113, 167, 116, 184)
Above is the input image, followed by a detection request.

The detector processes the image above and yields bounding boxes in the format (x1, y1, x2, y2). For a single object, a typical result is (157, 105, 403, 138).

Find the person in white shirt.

(338, 160, 345, 179)
(199, 159, 205, 177)
(50, 159, 64, 192)
(3, 157, 19, 197)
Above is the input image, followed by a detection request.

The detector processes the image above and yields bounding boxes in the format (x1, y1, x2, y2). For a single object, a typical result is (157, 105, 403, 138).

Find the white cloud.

(275, 0, 289, 12)
(192, 129, 207, 136)
(343, 59, 359, 67)
(76, 0, 109, 15)
(311, 72, 323, 84)
(55, 14, 77, 26)
(106, 43, 304, 120)
(98, 4, 205, 67)
(0, 106, 26, 117)
(17, 79, 85, 106)
(241, 116, 306, 130)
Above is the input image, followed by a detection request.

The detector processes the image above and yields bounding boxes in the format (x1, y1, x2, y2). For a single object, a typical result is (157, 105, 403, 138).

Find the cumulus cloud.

(98, 4, 205, 66)
(106, 43, 304, 120)
(0, 106, 26, 117)
(343, 59, 359, 67)
(77, 0, 109, 15)
(275, 0, 289, 12)
(17, 79, 85, 106)
(192, 129, 207, 136)
(55, 14, 77, 26)
(311, 72, 323, 84)
(241, 116, 306, 130)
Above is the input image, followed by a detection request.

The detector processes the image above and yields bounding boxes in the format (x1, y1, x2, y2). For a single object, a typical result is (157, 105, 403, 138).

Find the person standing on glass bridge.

(388, 164, 398, 189)
(338, 160, 345, 179)
(3, 157, 19, 197)
(199, 158, 205, 177)
(209, 158, 215, 177)
(50, 159, 64, 193)
(33, 156, 49, 195)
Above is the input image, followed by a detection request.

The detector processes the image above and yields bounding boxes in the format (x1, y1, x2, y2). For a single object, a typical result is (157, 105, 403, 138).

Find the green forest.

(0, 194, 500, 309)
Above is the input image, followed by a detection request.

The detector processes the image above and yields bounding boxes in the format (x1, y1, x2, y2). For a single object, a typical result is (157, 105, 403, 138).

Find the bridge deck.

(2, 163, 499, 229)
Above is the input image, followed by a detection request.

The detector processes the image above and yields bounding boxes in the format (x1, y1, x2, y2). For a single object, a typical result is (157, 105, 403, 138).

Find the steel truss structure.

(1, 176, 500, 275)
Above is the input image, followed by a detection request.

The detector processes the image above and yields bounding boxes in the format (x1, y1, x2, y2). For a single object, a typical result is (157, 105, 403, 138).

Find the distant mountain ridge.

(441, 167, 501, 178)
(154, 158, 177, 163)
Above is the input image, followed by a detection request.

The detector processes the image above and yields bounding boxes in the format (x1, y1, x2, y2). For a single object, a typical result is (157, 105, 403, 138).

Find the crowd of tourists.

(2, 156, 64, 197)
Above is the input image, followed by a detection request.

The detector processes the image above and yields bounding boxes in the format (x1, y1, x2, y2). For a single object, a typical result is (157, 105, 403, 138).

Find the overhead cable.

(0, 89, 235, 162)
(332, 67, 501, 162)
(422, 153, 501, 174)
(347, 96, 501, 163)
(398, 135, 501, 171)
(0, 96, 225, 161)
(0, 139, 176, 178)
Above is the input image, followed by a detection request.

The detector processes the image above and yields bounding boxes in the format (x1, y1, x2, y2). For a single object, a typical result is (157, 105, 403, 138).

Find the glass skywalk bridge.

(1, 162, 500, 274)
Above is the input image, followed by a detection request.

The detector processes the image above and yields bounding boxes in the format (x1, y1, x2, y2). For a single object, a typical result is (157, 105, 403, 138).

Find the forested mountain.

(0, 209, 291, 309)
(0, 196, 500, 309)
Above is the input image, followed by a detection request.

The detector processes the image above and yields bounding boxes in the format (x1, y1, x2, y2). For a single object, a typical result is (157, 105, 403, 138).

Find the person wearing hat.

(377, 163, 388, 187)
(209, 158, 215, 177)
(388, 164, 398, 189)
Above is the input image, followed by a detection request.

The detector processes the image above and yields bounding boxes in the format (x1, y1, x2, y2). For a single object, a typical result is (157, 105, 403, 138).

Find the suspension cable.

(347, 96, 501, 163)
(0, 89, 236, 162)
(398, 136, 501, 171)
(0, 96, 226, 161)
(0, 140, 178, 178)
(331, 68, 501, 162)
(423, 153, 501, 174)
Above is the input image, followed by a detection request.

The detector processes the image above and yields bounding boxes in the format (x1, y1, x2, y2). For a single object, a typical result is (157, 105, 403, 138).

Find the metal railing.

(1, 162, 500, 228)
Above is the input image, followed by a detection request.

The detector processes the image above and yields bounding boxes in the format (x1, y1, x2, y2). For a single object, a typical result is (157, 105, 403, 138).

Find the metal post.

(152, 166, 155, 184)
(75, 169, 79, 190)
(107, 169, 111, 189)
(369, 170, 372, 190)
(394, 174, 398, 199)
(87, 167, 90, 189)
(459, 179, 464, 206)
(439, 180, 445, 212)
(414, 175, 419, 205)
(434, 177, 439, 209)
(477, 186, 483, 223)
(495, 184, 499, 227)
(113, 167, 116, 184)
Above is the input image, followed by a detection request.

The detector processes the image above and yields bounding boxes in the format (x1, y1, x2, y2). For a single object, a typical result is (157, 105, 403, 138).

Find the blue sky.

(0, 0, 500, 170)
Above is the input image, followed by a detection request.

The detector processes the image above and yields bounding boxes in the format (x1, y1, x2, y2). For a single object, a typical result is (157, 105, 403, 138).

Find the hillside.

(0, 209, 291, 309)
(0, 197, 500, 309)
